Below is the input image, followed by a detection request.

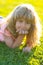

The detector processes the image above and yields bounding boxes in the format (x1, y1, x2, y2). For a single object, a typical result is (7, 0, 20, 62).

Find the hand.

(16, 30, 28, 34)
(23, 47, 31, 52)
(19, 30, 28, 34)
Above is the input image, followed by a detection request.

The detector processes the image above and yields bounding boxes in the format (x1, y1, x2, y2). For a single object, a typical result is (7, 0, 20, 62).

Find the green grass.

(0, 0, 43, 65)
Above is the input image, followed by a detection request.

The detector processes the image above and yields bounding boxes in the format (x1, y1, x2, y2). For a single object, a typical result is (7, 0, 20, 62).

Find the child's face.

(16, 19, 31, 34)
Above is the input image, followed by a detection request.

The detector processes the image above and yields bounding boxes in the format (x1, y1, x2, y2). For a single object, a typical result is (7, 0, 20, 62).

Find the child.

(7, 4, 41, 52)
(0, 4, 41, 52)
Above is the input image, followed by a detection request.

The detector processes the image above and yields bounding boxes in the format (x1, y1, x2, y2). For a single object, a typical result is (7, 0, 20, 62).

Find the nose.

(21, 22, 26, 29)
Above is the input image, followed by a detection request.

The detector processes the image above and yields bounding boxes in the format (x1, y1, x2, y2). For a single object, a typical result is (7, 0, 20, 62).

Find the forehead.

(16, 17, 26, 21)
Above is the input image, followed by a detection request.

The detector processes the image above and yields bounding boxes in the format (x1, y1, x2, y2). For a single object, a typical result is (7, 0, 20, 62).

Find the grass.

(0, 0, 43, 65)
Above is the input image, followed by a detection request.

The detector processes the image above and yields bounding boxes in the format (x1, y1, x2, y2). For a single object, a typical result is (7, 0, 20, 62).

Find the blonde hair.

(6, 4, 41, 45)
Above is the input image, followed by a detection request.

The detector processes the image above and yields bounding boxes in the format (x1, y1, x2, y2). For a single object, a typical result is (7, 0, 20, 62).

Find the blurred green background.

(0, 0, 43, 65)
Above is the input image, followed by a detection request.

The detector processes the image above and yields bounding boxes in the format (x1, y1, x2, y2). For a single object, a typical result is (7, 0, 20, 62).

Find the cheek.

(16, 22, 21, 29)
(26, 24, 31, 30)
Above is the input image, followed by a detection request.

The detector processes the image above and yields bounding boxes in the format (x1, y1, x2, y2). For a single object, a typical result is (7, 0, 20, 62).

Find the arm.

(11, 34, 25, 48)
(4, 34, 25, 48)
